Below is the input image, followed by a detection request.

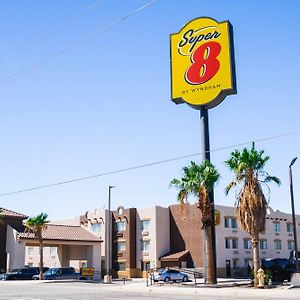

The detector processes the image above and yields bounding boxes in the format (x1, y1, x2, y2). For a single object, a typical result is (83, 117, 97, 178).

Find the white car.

(153, 269, 188, 283)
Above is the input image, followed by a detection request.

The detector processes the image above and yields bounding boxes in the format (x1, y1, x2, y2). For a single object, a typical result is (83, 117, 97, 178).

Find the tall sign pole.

(200, 106, 216, 283)
(170, 17, 236, 284)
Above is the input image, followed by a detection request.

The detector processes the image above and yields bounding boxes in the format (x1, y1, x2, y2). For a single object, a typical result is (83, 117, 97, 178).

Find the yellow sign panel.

(82, 267, 94, 276)
(170, 17, 236, 109)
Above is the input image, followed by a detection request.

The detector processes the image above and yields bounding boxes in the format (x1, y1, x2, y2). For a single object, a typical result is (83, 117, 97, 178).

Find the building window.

(117, 241, 126, 251)
(274, 240, 282, 250)
(50, 247, 57, 255)
(288, 240, 295, 250)
(141, 261, 150, 271)
(225, 238, 238, 249)
(259, 240, 267, 250)
(232, 239, 238, 249)
(224, 217, 237, 229)
(117, 262, 126, 271)
(244, 259, 253, 268)
(231, 218, 237, 229)
(27, 247, 34, 256)
(115, 221, 126, 232)
(273, 222, 280, 232)
(287, 223, 294, 233)
(225, 238, 230, 249)
(232, 259, 239, 270)
(141, 240, 150, 251)
(243, 239, 252, 250)
(224, 218, 230, 228)
(91, 223, 102, 234)
(141, 220, 150, 231)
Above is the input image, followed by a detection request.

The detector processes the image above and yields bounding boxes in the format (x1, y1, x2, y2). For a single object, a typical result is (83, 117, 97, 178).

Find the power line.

(0, 0, 160, 88)
(0, 0, 105, 64)
(0, 130, 299, 197)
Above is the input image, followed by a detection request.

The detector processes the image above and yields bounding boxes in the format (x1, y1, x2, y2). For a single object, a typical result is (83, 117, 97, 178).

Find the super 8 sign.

(170, 17, 236, 109)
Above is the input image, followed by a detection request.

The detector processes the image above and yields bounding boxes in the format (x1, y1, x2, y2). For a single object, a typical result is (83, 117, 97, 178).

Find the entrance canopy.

(17, 224, 103, 280)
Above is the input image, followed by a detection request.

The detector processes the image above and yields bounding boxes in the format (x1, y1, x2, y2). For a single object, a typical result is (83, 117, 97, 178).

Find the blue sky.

(0, 0, 300, 220)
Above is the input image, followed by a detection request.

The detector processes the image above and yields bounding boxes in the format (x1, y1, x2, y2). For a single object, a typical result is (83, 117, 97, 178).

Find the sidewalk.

(97, 277, 300, 299)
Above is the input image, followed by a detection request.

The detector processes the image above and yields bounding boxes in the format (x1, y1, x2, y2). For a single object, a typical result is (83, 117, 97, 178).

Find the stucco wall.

(155, 206, 170, 268)
(6, 225, 25, 271)
(215, 204, 300, 277)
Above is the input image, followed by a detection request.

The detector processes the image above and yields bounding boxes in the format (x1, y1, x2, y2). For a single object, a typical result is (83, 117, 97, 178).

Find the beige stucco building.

(3, 203, 299, 280)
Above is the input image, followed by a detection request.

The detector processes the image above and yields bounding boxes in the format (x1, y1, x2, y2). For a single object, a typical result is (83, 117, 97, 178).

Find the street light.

(105, 185, 115, 283)
(289, 158, 299, 271)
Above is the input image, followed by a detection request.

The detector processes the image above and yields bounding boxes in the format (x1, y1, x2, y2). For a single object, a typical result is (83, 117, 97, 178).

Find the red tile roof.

(18, 224, 102, 242)
(160, 250, 189, 261)
(0, 208, 28, 219)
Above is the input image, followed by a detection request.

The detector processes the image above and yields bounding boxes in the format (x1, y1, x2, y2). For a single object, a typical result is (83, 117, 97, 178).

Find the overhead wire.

(0, 0, 106, 64)
(0, 130, 299, 197)
(0, 0, 160, 88)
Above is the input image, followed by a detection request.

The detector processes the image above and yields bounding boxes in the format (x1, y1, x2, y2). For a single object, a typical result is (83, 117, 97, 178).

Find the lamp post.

(289, 158, 299, 271)
(105, 185, 115, 283)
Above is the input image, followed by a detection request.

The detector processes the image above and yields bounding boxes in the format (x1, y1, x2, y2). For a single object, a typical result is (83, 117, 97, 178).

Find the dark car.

(0, 267, 49, 280)
(261, 258, 290, 282)
(32, 267, 85, 280)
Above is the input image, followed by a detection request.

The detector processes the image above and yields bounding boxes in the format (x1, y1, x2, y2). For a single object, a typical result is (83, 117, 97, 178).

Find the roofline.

(18, 237, 103, 243)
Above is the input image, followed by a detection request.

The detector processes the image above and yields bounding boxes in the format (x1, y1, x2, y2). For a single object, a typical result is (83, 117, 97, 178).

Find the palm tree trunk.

(39, 233, 44, 280)
(205, 226, 216, 284)
(251, 234, 260, 288)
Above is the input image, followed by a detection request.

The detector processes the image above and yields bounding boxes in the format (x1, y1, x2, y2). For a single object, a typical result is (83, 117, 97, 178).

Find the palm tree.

(225, 143, 280, 287)
(170, 160, 220, 284)
(25, 213, 49, 280)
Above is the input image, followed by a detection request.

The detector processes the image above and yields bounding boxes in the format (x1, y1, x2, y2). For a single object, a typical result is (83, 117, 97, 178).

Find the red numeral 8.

(185, 41, 221, 85)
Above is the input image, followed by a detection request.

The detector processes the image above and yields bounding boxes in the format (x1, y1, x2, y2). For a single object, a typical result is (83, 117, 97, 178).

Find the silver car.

(153, 269, 188, 283)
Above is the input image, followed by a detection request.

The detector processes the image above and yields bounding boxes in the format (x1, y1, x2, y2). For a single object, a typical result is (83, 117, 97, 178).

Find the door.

(225, 260, 231, 277)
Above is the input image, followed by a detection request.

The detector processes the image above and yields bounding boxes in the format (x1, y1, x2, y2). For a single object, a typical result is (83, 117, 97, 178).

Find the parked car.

(153, 269, 189, 283)
(0, 267, 49, 280)
(32, 267, 85, 280)
(261, 258, 290, 282)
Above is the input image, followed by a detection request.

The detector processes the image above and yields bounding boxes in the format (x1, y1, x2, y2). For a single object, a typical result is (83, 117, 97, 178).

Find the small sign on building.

(82, 267, 94, 276)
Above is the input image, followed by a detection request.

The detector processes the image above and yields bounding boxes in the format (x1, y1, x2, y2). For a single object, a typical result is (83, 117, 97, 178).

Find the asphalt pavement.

(0, 278, 299, 300)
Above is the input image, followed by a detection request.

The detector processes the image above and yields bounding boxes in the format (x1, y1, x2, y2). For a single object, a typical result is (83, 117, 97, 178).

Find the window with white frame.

(27, 247, 34, 256)
(141, 220, 150, 231)
(274, 239, 282, 250)
(243, 239, 252, 249)
(273, 222, 280, 232)
(231, 218, 237, 229)
(224, 217, 237, 229)
(141, 240, 150, 251)
(117, 241, 126, 251)
(287, 223, 294, 233)
(225, 238, 238, 249)
(232, 238, 238, 249)
(259, 239, 267, 250)
(288, 240, 295, 250)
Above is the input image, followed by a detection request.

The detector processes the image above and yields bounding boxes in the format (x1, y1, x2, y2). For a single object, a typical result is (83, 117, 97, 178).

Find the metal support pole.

(106, 185, 115, 282)
(289, 159, 299, 271)
(200, 107, 217, 284)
